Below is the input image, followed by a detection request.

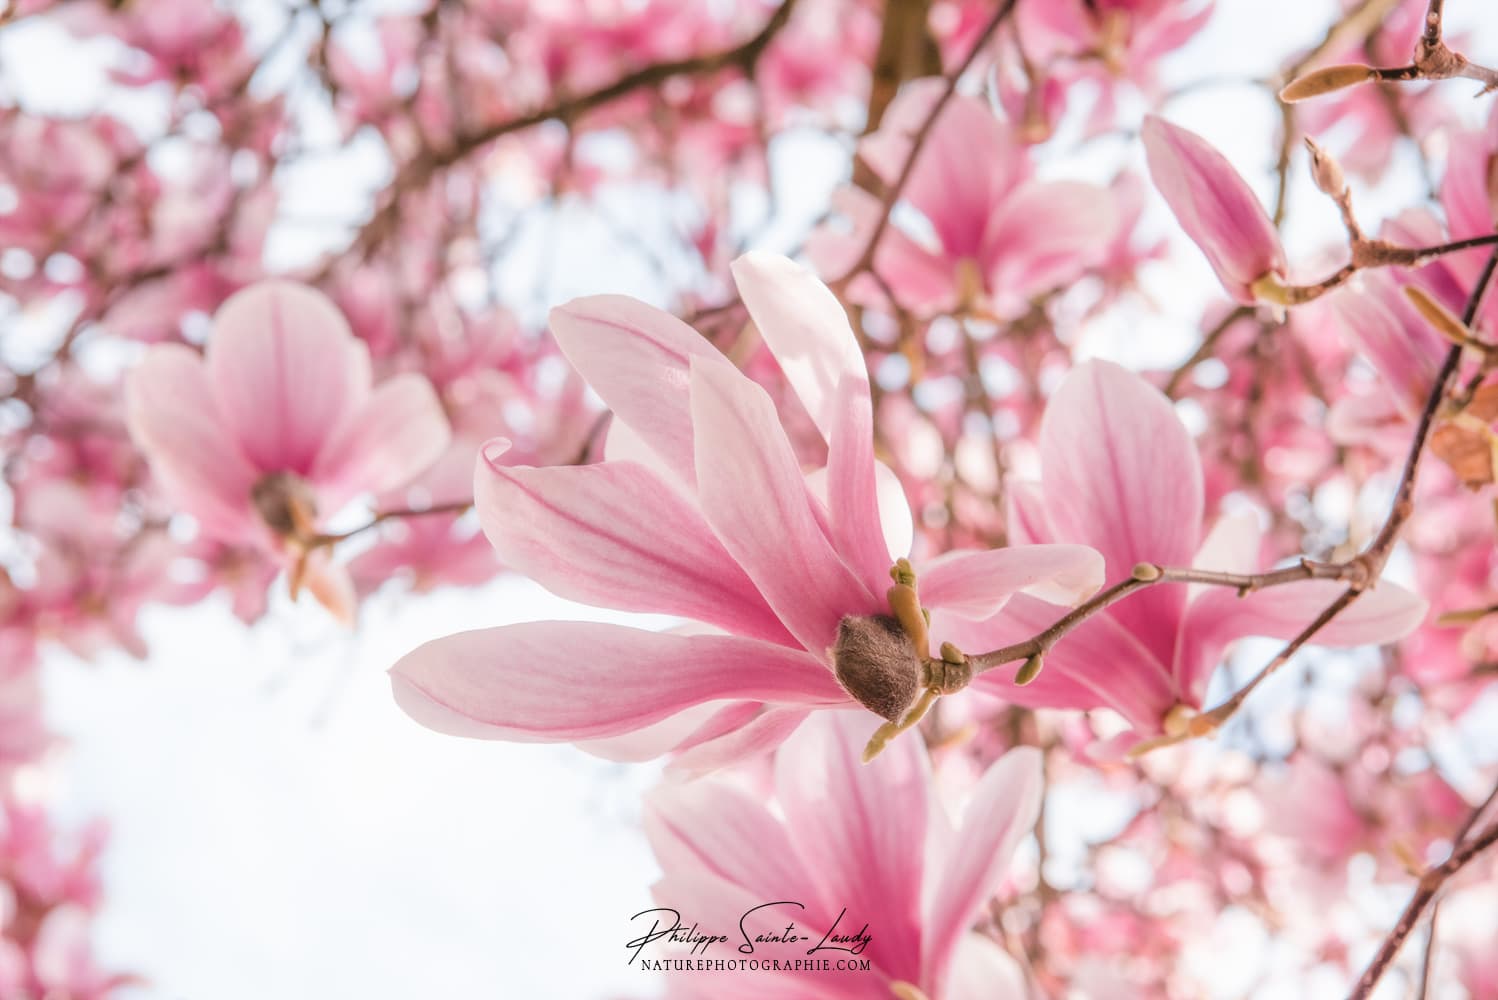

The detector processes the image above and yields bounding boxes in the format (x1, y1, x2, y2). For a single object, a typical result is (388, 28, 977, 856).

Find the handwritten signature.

(626, 902, 873, 965)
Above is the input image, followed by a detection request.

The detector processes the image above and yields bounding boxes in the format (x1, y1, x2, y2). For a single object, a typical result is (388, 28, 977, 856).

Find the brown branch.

(970, 249, 1498, 735)
(333, 0, 801, 268)
(1195, 247, 1498, 734)
(307, 499, 475, 549)
(1166, 306, 1255, 398)
(1347, 820, 1498, 999)
(966, 558, 1374, 678)
(1258, 233, 1498, 307)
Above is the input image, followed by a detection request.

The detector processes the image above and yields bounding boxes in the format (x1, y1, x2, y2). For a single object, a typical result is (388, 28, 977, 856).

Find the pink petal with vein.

(124, 344, 260, 542)
(389, 622, 845, 742)
(205, 281, 371, 474)
(474, 440, 791, 644)
(690, 356, 877, 653)
(1040, 360, 1202, 668)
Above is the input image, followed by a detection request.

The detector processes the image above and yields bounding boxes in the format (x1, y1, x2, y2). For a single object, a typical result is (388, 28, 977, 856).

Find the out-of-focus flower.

(811, 84, 1117, 319)
(390, 253, 1103, 770)
(645, 713, 1040, 1000)
(125, 281, 451, 620)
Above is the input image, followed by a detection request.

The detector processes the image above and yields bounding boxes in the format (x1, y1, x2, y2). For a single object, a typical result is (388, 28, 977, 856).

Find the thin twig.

(331, 0, 801, 269)
(1347, 820, 1498, 999)
(831, 0, 1018, 289)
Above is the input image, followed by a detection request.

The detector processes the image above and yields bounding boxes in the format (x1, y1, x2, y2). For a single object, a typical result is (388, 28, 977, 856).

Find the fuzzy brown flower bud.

(833, 614, 923, 722)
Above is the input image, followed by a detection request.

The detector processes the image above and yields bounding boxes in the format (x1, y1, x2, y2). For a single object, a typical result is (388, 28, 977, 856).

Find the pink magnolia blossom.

(1142, 115, 1287, 304)
(939, 360, 1427, 739)
(390, 253, 1104, 770)
(1016, 0, 1214, 88)
(125, 281, 451, 618)
(810, 85, 1117, 318)
(644, 713, 1040, 1000)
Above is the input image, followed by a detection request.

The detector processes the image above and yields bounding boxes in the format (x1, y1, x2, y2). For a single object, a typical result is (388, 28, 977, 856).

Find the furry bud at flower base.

(1303, 137, 1346, 199)
(833, 614, 923, 722)
(1279, 64, 1377, 103)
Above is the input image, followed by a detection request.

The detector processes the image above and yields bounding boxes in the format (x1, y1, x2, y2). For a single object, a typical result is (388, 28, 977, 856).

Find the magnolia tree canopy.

(2, 0, 1498, 996)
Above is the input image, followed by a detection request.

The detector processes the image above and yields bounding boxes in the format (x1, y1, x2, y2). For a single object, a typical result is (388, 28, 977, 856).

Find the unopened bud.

(1303, 137, 1346, 198)
(1014, 654, 1045, 686)
(833, 614, 922, 722)
(1279, 64, 1378, 103)
(1131, 562, 1162, 582)
(1404, 284, 1478, 348)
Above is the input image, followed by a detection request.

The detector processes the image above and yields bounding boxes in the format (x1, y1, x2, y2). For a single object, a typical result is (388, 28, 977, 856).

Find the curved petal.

(731, 253, 895, 589)
(312, 373, 450, 510)
(205, 281, 371, 474)
(474, 441, 792, 644)
(665, 706, 812, 776)
(1141, 116, 1285, 301)
(389, 622, 846, 743)
(548, 295, 719, 488)
(730, 252, 867, 444)
(775, 713, 930, 985)
(690, 356, 877, 654)
(924, 747, 1043, 990)
(1005, 480, 1051, 546)
(1176, 579, 1430, 704)
(1040, 360, 1201, 670)
(125, 344, 260, 542)
(574, 702, 729, 763)
(827, 384, 901, 590)
(645, 777, 819, 908)
(942, 934, 1031, 1000)
(918, 544, 1105, 620)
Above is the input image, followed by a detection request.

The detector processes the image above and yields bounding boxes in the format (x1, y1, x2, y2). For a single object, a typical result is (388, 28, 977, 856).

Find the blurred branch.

(334, 0, 802, 271)
(1348, 813, 1498, 999)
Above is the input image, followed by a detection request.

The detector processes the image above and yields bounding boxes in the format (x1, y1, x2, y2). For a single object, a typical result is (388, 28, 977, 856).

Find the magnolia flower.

(810, 84, 1117, 318)
(390, 253, 1104, 770)
(644, 714, 1041, 1000)
(939, 360, 1427, 742)
(1142, 115, 1288, 304)
(125, 281, 451, 619)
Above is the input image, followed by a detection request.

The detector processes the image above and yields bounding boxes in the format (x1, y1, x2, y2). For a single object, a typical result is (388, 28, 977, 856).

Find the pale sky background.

(4, 0, 1498, 998)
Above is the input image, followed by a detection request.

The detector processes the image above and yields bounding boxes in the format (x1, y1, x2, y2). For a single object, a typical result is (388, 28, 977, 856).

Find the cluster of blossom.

(3, 0, 1498, 996)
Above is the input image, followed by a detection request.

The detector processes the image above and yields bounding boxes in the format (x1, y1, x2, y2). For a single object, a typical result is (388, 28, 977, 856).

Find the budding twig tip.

(1014, 654, 1045, 686)
(1131, 562, 1163, 582)
(1279, 63, 1377, 103)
